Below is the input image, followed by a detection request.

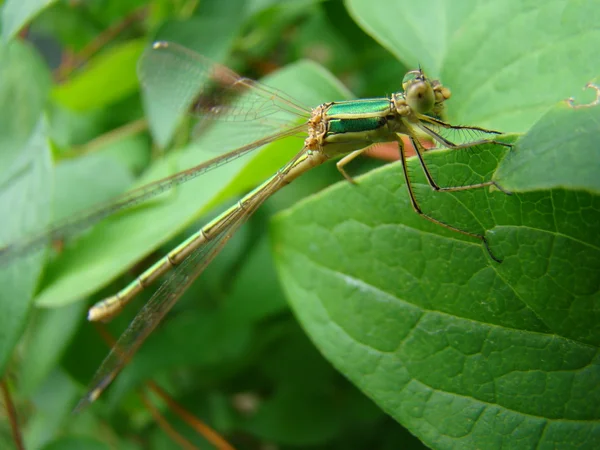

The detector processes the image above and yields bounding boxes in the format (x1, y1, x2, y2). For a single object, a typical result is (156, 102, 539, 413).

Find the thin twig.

(1, 378, 25, 450)
(139, 389, 200, 450)
(147, 381, 236, 450)
(92, 324, 235, 449)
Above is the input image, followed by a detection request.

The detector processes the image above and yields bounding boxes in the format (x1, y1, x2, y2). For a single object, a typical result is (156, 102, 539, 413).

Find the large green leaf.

(0, 41, 52, 376)
(272, 99, 600, 448)
(496, 91, 600, 193)
(0, 121, 52, 377)
(40, 437, 110, 450)
(0, 40, 50, 175)
(18, 301, 86, 395)
(346, 0, 600, 132)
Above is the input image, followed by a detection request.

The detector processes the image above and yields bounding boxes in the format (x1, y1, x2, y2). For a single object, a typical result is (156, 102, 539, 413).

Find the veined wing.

(0, 123, 306, 264)
(1, 43, 313, 263)
(415, 115, 502, 148)
(138, 41, 311, 124)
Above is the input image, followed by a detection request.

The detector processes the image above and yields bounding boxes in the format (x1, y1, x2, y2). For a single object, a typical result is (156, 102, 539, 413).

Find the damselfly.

(0, 42, 511, 409)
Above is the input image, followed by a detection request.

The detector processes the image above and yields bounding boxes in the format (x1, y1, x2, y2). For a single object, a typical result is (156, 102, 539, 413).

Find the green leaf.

(0, 40, 51, 175)
(18, 302, 86, 395)
(0, 121, 52, 377)
(0, 39, 51, 378)
(346, 0, 600, 132)
(496, 94, 600, 194)
(223, 236, 289, 323)
(346, 0, 449, 77)
(40, 436, 110, 450)
(23, 370, 81, 449)
(246, 383, 343, 445)
(106, 309, 253, 406)
(1, 0, 58, 41)
(52, 152, 135, 223)
(273, 127, 599, 448)
(52, 39, 146, 111)
(242, 325, 346, 446)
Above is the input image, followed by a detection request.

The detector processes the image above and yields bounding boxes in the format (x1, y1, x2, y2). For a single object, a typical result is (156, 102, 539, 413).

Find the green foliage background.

(0, 0, 598, 449)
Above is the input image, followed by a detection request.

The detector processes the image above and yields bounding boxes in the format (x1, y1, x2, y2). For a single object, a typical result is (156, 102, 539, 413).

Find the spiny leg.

(396, 133, 501, 263)
(418, 121, 512, 152)
(418, 116, 513, 164)
(419, 115, 503, 134)
(409, 134, 510, 194)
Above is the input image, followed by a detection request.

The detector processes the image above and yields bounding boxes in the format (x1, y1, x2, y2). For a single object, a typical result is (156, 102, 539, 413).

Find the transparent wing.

(2, 43, 315, 264)
(138, 41, 311, 124)
(415, 114, 504, 147)
(73, 150, 305, 411)
(0, 123, 306, 265)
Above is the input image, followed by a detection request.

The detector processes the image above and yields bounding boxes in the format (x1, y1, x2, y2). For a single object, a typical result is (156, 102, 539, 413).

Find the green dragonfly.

(0, 41, 510, 410)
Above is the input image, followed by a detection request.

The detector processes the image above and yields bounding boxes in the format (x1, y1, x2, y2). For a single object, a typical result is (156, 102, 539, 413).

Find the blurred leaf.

(106, 310, 253, 407)
(247, 383, 343, 445)
(0, 39, 51, 379)
(53, 39, 146, 111)
(496, 96, 600, 193)
(273, 123, 599, 447)
(84, 132, 150, 176)
(1, 0, 58, 41)
(19, 302, 86, 395)
(29, 3, 98, 51)
(0, 120, 52, 377)
(223, 236, 288, 324)
(85, 0, 148, 25)
(293, 6, 355, 71)
(23, 370, 80, 449)
(237, 0, 318, 60)
(346, 0, 451, 76)
(46, 104, 106, 149)
(346, 0, 600, 132)
(40, 436, 110, 450)
(246, 0, 318, 17)
(52, 152, 135, 222)
(0, 40, 50, 174)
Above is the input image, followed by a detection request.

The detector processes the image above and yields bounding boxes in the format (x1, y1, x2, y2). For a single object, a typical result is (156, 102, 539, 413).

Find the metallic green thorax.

(326, 98, 391, 116)
(328, 116, 387, 134)
(325, 98, 393, 136)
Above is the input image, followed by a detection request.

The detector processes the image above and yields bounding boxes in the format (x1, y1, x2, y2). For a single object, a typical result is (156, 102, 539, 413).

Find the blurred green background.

(0, 0, 599, 449)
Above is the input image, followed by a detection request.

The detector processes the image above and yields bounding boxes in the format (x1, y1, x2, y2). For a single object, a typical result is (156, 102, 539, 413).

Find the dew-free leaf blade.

(346, 0, 600, 132)
(496, 95, 600, 194)
(273, 135, 599, 448)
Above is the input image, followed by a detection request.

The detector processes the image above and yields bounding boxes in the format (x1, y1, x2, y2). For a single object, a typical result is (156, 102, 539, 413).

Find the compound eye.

(403, 70, 435, 114)
(401, 70, 420, 91)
